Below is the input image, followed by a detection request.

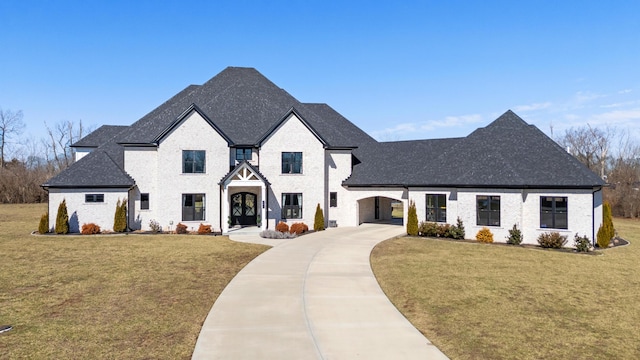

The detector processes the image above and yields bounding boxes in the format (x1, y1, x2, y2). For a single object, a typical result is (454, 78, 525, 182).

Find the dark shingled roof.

(71, 125, 129, 148)
(344, 110, 605, 188)
(43, 141, 134, 188)
(44, 68, 604, 191)
(117, 67, 373, 147)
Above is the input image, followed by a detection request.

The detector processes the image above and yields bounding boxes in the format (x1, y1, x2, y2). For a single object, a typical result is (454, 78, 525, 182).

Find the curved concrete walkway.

(192, 224, 448, 359)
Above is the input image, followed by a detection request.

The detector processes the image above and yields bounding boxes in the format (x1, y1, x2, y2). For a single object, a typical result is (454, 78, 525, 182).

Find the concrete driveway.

(192, 224, 448, 359)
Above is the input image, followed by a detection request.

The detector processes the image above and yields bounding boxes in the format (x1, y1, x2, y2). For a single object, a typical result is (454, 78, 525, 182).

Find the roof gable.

(257, 107, 328, 147)
(219, 161, 270, 186)
(153, 103, 232, 145)
(43, 144, 134, 188)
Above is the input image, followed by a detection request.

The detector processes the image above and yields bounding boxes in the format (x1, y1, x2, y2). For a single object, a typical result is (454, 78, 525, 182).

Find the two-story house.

(43, 67, 605, 245)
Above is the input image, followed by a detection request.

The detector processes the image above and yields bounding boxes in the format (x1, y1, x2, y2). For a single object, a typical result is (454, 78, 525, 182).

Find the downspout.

(592, 187, 597, 247)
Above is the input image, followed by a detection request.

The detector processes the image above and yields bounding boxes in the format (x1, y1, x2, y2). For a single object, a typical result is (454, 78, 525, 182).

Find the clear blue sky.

(1, 0, 639, 154)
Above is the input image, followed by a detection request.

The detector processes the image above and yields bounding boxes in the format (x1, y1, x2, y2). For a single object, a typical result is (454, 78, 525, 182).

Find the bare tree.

(556, 125, 615, 179)
(0, 107, 25, 169)
(44, 119, 86, 172)
(605, 132, 640, 217)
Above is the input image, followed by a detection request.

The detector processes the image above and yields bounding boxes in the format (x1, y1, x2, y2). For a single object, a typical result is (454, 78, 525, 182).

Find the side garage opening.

(357, 196, 404, 226)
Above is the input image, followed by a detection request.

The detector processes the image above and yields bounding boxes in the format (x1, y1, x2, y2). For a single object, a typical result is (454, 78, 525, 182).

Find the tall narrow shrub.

(113, 198, 127, 232)
(314, 203, 325, 231)
(407, 200, 418, 236)
(38, 212, 49, 234)
(55, 199, 69, 234)
(597, 201, 615, 248)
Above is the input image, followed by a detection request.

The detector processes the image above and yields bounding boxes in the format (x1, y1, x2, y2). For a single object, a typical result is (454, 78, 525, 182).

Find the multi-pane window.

(330, 192, 337, 207)
(281, 152, 302, 174)
(477, 195, 500, 226)
(282, 193, 302, 219)
(426, 194, 446, 222)
(182, 194, 205, 221)
(182, 150, 205, 173)
(235, 148, 252, 161)
(141, 193, 149, 210)
(85, 194, 104, 203)
(540, 197, 568, 229)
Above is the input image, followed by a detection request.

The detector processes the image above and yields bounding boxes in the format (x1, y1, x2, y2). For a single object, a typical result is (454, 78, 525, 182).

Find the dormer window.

(236, 148, 252, 162)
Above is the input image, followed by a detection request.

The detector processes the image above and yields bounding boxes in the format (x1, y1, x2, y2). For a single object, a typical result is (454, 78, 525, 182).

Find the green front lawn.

(372, 218, 640, 359)
(0, 204, 270, 359)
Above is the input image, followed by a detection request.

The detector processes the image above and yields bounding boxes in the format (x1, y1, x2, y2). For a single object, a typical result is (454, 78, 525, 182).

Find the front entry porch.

(220, 161, 270, 234)
(230, 192, 257, 227)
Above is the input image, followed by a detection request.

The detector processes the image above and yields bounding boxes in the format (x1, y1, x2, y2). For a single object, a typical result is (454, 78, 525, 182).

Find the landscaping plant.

(276, 221, 289, 233)
(175, 223, 188, 234)
(149, 219, 162, 233)
(537, 231, 568, 248)
(289, 222, 308, 235)
(450, 217, 465, 239)
(407, 200, 418, 236)
(113, 198, 127, 232)
(197, 223, 212, 234)
(314, 203, 325, 231)
(597, 201, 615, 248)
(55, 199, 69, 234)
(259, 229, 297, 239)
(476, 227, 494, 243)
(574, 234, 592, 252)
(506, 224, 523, 245)
(38, 212, 48, 234)
(81, 223, 101, 235)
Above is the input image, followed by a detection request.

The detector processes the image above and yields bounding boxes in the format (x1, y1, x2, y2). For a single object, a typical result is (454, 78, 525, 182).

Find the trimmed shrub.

(113, 198, 127, 232)
(149, 219, 162, 233)
(198, 223, 212, 234)
(276, 221, 289, 233)
(476, 227, 494, 243)
(176, 223, 188, 234)
(537, 232, 568, 249)
(259, 229, 297, 239)
(597, 202, 615, 248)
(314, 204, 325, 232)
(407, 200, 418, 236)
(81, 223, 101, 235)
(574, 234, 592, 252)
(436, 223, 451, 237)
(289, 222, 308, 235)
(55, 199, 69, 234)
(418, 220, 464, 240)
(450, 217, 465, 240)
(506, 224, 523, 245)
(38, 212, 49, 234)
(418, 221, 438, 237)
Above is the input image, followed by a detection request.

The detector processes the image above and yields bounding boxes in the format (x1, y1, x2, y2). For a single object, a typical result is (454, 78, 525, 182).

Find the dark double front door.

(231, 192, 257, 226)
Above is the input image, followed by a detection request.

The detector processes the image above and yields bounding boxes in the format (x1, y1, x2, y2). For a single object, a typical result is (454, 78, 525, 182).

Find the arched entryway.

(231, 192, 257, 227)
(357, 196, 404, 226)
